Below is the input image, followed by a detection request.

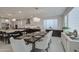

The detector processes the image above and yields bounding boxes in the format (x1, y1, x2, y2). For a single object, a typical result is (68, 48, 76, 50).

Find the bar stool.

(2, 32, 9, 44)
(0, 31, 3, 41)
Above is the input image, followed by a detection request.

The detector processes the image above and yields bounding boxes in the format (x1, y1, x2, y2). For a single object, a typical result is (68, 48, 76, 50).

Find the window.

(43, 19, 58, 29)
(64, 15, 68, 27)
(68, 7, 79, 32)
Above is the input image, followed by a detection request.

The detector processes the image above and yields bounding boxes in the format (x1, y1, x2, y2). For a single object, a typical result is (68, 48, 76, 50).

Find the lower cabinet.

(61, 33, 70, 52)
(61, 32, 79, 52)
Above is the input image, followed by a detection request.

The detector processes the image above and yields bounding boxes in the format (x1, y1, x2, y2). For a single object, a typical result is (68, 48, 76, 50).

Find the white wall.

(0, 19, 2, 29)
(0, 19, 10, 29)
(14, 18, 42, 29)
(30, 18, 41, 27)
(0, 15, 64, 30)
(0, 16, 64, 30)
(57, 15, 64, 30)
(41, 15, 65, 30)
(15, 20, 26, 28)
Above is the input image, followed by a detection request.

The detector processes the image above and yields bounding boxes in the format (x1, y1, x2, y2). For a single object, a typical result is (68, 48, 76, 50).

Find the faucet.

(73, 30, 78, 37)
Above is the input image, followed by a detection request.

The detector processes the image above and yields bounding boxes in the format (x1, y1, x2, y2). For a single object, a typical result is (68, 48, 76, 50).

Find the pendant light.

(33, 8, 40, 22)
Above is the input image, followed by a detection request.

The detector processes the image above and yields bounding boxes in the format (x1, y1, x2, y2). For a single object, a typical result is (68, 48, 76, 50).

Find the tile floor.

(48, 37, 64, 52)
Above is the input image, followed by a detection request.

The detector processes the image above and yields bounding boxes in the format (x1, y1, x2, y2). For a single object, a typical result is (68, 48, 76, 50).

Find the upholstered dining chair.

(10, 37, 32, 52)
(35, 31, 53, 51)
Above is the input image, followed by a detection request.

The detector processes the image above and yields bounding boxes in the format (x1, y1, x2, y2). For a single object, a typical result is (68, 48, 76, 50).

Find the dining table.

(0, 29, 25, 44)
(24, 32, 47, 52)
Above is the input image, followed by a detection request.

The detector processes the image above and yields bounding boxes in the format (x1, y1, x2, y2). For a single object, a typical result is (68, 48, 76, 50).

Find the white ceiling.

(0, 7, 67, 19)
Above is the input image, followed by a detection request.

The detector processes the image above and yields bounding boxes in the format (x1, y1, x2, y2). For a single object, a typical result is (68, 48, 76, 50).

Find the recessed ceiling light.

(5, 19, 9, 22)
(18, 11, 22, 13)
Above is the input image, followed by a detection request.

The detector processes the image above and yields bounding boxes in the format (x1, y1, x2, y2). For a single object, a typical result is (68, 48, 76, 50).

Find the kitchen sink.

(70, 36, 79, 40)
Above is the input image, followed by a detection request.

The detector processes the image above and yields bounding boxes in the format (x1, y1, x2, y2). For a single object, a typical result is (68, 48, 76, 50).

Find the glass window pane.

(68, 7, 79, 33)
(43, 19, 58, 29)
(65, 15, 68, 27)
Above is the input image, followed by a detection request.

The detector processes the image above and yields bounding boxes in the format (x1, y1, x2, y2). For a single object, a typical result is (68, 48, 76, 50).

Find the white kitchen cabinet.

(61, 32, 79, 52)
(61, 33, 71, 51)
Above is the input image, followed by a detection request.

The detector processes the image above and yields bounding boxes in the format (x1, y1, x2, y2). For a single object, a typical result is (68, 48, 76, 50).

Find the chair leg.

(46, 39, 52, 52)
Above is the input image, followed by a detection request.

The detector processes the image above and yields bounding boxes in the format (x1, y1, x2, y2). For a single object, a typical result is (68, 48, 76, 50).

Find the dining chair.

(1, 32, 9, 44)
(10, 37, 32, 52)
(35, 31, 53, 51)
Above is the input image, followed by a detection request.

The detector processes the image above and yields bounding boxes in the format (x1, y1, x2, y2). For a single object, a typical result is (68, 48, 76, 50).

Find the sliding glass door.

(65, 7, 79, 33)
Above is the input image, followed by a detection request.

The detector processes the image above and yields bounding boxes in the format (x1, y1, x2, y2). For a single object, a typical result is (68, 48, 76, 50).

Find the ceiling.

(0, 7, 68, 19)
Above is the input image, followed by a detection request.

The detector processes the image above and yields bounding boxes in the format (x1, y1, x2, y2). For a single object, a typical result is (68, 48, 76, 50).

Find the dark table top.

(24, 32, 47, 43)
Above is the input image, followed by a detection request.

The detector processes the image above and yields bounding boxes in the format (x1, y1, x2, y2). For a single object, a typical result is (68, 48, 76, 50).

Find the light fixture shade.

(12, 18, 16, 21)
(33, 17, 40, 22)
(18, 11, 22, 13)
